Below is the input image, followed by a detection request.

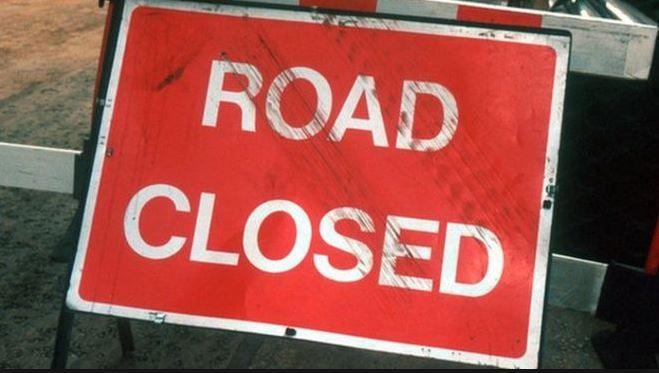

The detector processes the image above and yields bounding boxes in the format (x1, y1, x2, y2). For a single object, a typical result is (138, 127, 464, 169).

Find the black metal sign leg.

(51, 207, 83, 369)
(51, 305, 75, 369)
(117, 319, 135, 357)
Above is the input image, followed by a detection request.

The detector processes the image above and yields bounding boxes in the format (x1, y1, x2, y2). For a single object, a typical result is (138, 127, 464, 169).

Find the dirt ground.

(0, 0, 614, 368)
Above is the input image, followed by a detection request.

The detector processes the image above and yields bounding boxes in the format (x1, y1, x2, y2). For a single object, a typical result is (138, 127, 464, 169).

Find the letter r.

(202, 61, 263, 131)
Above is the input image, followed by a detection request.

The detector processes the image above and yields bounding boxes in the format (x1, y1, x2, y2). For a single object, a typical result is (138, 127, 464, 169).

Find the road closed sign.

(67, 0, 569, 368)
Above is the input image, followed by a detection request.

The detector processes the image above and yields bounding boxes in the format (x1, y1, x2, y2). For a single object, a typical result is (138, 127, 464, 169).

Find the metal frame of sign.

(65, 0, 570, 368)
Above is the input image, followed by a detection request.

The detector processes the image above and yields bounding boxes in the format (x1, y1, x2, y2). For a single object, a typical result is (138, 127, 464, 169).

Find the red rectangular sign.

(68, 0, 569, 368)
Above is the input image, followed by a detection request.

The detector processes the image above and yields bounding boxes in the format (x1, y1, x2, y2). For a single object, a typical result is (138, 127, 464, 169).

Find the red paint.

(458, 6, 543, 28)
(300, 0, 377, 12)
(646, 218, 659, 275)
(75, 5, 559, 361)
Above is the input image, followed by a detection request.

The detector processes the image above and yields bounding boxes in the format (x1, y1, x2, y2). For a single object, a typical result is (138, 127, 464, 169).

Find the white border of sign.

(67, 0, 569, 368)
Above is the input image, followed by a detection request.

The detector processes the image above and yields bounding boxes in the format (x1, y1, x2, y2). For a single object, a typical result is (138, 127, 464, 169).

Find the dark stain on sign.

(156, 65, 185, 91)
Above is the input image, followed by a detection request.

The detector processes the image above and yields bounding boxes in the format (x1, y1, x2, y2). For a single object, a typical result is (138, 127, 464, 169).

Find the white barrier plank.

(0, 142, 80, 194)
(258, 0, 658, 79)
(547, 253, 608, 313)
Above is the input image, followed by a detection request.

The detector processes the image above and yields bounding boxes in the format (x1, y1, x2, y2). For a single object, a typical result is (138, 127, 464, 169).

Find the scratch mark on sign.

(156, 65, 185, 91)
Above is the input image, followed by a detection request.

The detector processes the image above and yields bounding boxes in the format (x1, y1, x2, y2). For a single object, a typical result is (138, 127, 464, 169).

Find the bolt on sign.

(67, 0, 569, 368)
